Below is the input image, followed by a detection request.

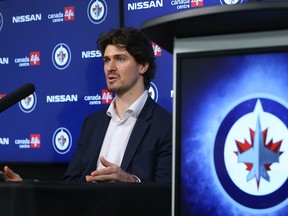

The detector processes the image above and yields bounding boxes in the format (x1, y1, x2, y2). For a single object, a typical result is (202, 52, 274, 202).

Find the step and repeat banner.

(0, 0, 120, 162)
(0, 0, 249, 164)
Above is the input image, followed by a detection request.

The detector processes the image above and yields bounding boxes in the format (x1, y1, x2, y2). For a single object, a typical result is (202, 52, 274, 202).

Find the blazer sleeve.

(63, 109, 110, 183)
(123, 99, 172, 183)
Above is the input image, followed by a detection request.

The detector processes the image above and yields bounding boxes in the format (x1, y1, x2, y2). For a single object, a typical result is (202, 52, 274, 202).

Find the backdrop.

(0, 0, 248, 163)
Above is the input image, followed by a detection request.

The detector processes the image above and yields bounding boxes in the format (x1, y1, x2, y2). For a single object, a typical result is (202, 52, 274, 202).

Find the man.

(1, 27, 172, 183)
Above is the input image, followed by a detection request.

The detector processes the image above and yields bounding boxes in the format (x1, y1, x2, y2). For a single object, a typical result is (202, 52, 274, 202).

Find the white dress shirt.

(96, 90, 148, 169)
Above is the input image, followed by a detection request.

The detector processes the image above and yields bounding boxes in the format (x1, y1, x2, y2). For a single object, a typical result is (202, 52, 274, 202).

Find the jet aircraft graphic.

(238, 115, 280, 184)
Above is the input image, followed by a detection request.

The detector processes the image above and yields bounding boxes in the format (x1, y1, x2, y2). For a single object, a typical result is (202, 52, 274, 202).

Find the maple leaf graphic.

(234, 116, 283, 189)
(93, 3, 102, 18)
(57, 50, 66, 63)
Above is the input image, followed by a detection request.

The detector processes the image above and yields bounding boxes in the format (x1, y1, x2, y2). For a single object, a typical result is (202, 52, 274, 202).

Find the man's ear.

(139, 63, 149, 75)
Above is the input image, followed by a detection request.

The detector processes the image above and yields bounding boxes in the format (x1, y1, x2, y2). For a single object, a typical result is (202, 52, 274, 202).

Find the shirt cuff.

(132, 175, 141, 183)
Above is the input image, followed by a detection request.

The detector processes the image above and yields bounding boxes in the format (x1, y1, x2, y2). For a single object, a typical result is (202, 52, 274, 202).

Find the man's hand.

(0, 166, 23, 182)
(85, 156, 137, 183)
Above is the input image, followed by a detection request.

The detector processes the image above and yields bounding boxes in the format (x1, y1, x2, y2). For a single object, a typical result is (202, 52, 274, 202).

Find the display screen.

(175, 46, 288, 215)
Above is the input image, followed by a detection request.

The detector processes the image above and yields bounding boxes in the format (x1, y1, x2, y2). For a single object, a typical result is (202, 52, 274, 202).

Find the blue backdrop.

(0, 0, 248, 163)
(0, 0, 119, 162)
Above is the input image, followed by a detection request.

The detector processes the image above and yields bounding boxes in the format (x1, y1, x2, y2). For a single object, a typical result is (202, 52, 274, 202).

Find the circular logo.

(220, 0, 243, 5)
(18, 92, 37, 113)
(87, 0, 108, 24)
(148, 82, 159, 102)
(0, 13, 3, 31)
(52, 43, 71, 70)
(214, 97, 288, 210)
(52, 127, 72, 154)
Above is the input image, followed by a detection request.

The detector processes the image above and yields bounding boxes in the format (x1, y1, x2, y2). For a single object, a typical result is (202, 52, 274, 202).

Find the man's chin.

(107, 86, 118, 93)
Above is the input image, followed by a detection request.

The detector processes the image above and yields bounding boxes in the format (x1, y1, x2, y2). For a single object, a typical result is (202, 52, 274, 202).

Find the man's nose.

(106, 59, 116, 71)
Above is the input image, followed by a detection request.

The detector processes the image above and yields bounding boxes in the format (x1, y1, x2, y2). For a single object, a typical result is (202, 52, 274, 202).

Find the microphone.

(0, 83, 36, 113)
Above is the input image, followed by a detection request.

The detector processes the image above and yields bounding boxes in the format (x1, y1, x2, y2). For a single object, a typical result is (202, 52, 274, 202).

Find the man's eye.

(103, 59, 110, 64)
(117, 57, 125, 62)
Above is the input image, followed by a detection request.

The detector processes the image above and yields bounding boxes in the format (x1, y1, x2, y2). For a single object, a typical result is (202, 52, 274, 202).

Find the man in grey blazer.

(1, 27, 172, 183)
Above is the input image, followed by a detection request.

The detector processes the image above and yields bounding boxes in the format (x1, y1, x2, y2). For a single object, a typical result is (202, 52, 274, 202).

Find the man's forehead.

(104, 45, 129, 57)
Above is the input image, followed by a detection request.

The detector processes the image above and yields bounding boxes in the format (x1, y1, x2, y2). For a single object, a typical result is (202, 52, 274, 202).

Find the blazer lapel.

(86, 112, 111, 174)
(121, 97, 155, 170)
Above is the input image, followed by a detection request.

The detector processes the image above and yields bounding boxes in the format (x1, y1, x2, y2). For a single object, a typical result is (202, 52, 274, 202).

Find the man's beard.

(106, 82, 125, 95)
(106, 79, 138, 96)
(107, 85, 121, 94)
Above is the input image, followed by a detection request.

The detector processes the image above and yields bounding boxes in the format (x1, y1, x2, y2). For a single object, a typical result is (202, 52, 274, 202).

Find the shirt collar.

(106, 90, 148, 119)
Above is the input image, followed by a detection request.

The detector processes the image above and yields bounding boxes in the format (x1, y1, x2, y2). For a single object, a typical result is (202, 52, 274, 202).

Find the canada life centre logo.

(214, 97, 288, 211)
(52, 127, 72, 154)
(52, 43, 71, 70)
(220, 0, 244, 5)
(87, 0, 107, 24)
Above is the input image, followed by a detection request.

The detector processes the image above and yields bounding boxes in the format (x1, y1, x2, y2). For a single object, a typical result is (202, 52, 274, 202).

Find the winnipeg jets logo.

(19, 92, 37, 113)
(214, 97, 288, 210)
(52, 127, 72, 154)
(148, 82, 158, 102)
(87, 0, 108, 24)
(235, 114, 282, 190)
(52, 43, 71, 70)
(220, 0, 243, 5)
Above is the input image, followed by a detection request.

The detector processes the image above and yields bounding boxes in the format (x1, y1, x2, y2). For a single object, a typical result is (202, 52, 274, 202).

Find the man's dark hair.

(97, 27, 156, 90)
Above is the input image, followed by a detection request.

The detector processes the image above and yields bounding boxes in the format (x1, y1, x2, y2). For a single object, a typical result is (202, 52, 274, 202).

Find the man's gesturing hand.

(85, 156, 137, 183)
(0, 166, 23, 182)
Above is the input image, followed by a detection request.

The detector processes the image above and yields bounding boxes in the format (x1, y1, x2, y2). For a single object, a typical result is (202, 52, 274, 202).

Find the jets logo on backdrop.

(220, 0, 243, 5)
(0, 12, 3, 31)
(52, 127, 72, 154)
(52, 43, 71, 70)
(19, 92, 37, 113)
(214, 97, 288, 210)
(148, 82, 158, 102)
(87, 0, 107, 24)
